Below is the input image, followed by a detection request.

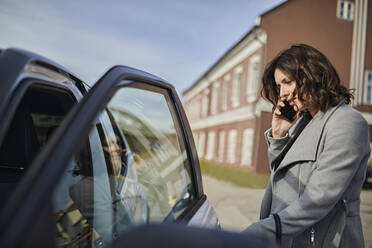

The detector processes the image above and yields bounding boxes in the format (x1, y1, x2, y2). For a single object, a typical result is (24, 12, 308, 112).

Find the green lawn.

(199, 159, 270, 188)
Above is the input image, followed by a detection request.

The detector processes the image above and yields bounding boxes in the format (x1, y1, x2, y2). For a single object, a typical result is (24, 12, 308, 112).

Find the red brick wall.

(253, 111, 272, 174)
(193, 118, 256, 167)
(209, 48, 264, 114)
(260, 0, 354, 89)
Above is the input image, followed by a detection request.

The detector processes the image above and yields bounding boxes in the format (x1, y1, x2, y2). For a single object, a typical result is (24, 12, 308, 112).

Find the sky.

(0, 0, 284, 96)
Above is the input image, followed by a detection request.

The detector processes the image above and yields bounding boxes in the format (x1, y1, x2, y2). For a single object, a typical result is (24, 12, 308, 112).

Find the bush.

(199, 159, 270, 188)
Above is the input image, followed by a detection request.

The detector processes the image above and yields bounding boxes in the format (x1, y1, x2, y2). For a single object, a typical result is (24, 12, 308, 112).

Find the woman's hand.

(271, 100, 299, 138)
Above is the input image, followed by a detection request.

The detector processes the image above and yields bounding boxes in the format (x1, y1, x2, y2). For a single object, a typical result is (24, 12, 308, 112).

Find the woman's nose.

(280, 86, 289, 99)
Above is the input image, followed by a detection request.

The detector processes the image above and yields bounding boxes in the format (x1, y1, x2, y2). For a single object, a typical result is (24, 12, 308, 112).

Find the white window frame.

(231, 66, 243, 108)
(364, 70, 372, 105)
(195, 97, 202, 119)
(227, 129, 237, 164)
(198, 132, 206, 157)
(210, 82, 220, 115)
(206, 131, 216, 160)
(193, 132, 198, 149)
(222, 74, 230, 111)
(201, 89, 210, 118)
(246, 54, 261, 103)
(241, 128, 254, 166)
(337, 0, 354, 21)
(186, 100, 198, 120)
(218, 131, 225, 163)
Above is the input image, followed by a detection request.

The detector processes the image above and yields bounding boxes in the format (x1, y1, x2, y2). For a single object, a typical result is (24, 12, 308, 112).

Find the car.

(0, 48, 221, 248)
(109, 223, 274, 248)
(364, 160, 372, 188)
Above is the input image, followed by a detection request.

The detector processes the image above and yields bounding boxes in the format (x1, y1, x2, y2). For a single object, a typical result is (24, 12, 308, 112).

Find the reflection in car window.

(52, 84, 195, 247)
(107, 85, 194, 222)
(53, 118, 139, 248)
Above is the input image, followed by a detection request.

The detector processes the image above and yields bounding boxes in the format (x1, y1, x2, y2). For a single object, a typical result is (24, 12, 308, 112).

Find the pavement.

(202, 175, 372, 247)
(202, 175, 264, 231)
(361, 189, 372, 247)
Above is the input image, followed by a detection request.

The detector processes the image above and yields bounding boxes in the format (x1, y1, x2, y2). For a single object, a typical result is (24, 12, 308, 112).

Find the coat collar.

(275, 100, 346, 174)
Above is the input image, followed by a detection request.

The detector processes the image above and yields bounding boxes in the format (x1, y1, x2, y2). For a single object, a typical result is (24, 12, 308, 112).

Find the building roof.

(182, 0, 289, 97)
(259, 0, 289, 19)
(182, 26, 258, 96)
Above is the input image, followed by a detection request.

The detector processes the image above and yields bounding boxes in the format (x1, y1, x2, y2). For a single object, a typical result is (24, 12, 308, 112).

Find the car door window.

(52, 82, 196, 247)
(54, 126, 123, 248)
(107, 85, 195, 220)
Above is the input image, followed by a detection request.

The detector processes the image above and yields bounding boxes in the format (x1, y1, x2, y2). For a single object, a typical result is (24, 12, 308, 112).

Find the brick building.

(182, 0, 372, 174)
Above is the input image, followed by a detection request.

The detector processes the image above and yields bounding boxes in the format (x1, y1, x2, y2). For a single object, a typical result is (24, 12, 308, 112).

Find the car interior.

(0, 85, 76, 207)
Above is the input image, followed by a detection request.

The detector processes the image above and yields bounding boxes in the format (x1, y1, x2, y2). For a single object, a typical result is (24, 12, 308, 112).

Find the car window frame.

(0, 66, 204, 248)
(0, 48, 88, 115)
(0, 78, 80, 147)
(106, 82, 202, 222)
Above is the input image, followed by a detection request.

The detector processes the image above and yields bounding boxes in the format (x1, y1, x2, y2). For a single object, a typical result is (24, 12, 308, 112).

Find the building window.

(188, 100, 193, 120)
(241, 129, 254, 166)
(194, 98, 201, 120)
(218, 131, 225, 163)
(337, 0, 354, 21)
(210, 82, 220, 115)
(227, 129, 237, 163)
(193, 132, 198, 150)
(364, 70, 372, 105)
(201, 89, 209, 117)
(198, 132, 206, 157)
(222, 74, 230, 111)
(246, 54, 261, 102)
(231, 66, 243, 108)
(186, 98, 201, 121)
(206, 131, 216, 160)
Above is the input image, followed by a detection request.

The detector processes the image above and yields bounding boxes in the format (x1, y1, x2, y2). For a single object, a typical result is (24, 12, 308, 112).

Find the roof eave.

(182, 26, 260, 96)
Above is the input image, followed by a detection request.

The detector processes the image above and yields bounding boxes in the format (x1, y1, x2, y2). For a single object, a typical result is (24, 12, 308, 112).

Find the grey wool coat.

(244, 100, 370, 248)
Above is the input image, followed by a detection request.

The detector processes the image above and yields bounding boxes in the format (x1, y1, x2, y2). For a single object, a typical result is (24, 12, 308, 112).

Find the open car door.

(0, 65, 218, 248)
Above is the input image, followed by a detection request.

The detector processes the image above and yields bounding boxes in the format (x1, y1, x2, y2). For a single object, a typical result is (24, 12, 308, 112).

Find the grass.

(199, 159, 270, 188)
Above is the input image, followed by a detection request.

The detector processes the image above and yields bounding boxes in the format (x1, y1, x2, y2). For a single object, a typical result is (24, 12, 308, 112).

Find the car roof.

(0, 48, 91, 146)
(0, 47, 88, 116)
(3, 47, 86, 84)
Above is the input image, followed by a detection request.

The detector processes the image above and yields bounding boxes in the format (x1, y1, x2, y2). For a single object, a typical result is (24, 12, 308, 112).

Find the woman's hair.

(261, 44, 353, 112)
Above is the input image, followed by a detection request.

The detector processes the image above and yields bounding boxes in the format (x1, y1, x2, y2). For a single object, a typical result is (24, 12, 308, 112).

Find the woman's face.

(274, 68, 303, 111)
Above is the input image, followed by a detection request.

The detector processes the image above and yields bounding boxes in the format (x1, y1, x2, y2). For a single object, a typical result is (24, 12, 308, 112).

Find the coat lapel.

(274, 101, 345, 175)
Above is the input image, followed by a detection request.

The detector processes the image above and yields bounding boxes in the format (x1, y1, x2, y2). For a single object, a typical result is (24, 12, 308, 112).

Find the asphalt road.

(202, 175, 264, 231)
(202, 175, 372, 247)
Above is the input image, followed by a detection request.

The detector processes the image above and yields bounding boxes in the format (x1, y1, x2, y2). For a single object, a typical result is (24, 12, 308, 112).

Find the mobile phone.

(279, 100, 297, 122)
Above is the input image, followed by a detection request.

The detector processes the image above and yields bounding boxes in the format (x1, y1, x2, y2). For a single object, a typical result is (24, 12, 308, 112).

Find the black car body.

(0, 48, 220, 247)
(365, 161, 372, 187)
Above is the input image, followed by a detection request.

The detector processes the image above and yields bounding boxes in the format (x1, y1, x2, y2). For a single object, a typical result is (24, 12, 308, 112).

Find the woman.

(244, 44, 370, 247)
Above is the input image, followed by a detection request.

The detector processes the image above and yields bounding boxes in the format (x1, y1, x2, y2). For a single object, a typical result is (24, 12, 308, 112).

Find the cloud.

(0, 0, 284, 95)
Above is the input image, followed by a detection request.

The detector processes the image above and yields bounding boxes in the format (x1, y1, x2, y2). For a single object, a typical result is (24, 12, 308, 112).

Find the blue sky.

(0, 0, 283, 95)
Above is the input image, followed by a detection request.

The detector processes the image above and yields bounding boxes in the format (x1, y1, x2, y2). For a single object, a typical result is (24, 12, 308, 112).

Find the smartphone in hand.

(279, 100, 297, 122)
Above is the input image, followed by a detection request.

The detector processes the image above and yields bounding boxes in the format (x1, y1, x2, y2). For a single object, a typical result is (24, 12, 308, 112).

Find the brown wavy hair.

(261, 44, 353, 112)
